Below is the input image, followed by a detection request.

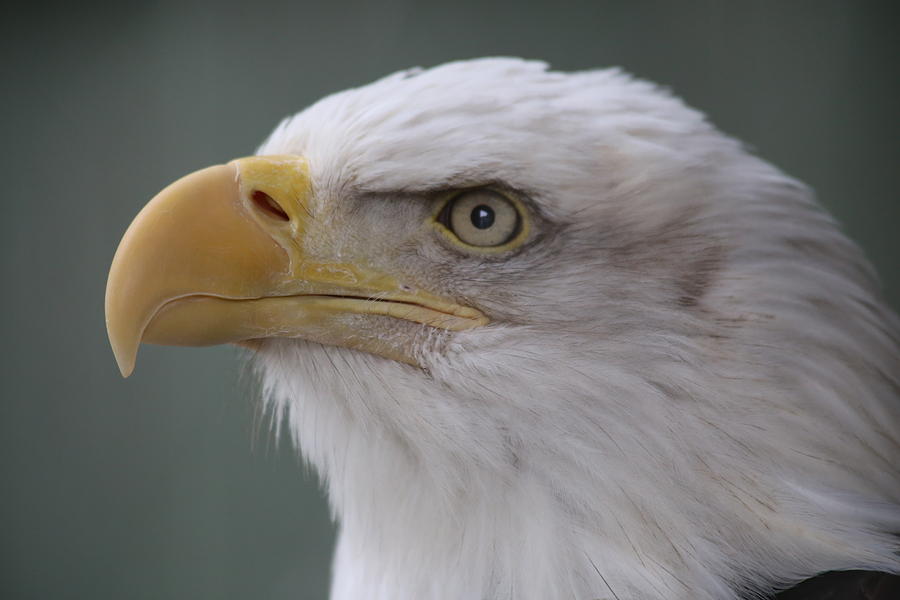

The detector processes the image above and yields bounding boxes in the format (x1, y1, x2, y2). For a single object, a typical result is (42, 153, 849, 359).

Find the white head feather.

(252, 58, 900, 599)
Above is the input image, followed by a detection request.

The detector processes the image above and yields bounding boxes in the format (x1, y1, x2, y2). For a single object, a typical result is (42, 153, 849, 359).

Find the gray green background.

(1, 1, 897, 598)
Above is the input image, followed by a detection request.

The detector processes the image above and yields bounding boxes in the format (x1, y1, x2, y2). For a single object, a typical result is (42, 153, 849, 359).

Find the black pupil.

(470, 205, 495, 229)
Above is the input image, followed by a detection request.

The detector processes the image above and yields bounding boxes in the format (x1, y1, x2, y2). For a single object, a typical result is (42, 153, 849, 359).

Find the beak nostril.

(251, 190, 290, 221)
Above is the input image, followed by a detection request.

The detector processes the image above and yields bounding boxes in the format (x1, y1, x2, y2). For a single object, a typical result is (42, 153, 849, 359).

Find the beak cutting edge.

(105, 155, 487, 377)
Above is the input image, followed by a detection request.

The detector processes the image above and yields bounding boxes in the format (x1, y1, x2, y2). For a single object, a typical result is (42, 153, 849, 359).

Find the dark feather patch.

(771, 571, 900, 600)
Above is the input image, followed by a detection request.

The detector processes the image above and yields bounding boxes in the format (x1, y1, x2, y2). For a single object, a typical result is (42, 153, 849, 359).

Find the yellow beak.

(105, 155, 487, 377)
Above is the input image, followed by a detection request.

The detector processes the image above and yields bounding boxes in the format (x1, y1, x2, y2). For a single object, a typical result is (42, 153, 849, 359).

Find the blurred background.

(1, 1, 897, 598)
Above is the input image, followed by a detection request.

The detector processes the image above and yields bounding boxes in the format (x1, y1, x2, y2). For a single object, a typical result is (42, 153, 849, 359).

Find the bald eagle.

(106, 59, 899, 599)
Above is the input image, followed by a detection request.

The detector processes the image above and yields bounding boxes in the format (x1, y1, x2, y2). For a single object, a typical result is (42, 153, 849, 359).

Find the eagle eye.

(436, 189, 523, 249)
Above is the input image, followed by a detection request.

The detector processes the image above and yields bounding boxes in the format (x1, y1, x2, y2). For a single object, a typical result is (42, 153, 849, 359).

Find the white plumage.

(247, 59, 900, 599)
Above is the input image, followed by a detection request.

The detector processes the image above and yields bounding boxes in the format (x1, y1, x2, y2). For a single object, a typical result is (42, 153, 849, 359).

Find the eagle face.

(106, 59, 900, 599)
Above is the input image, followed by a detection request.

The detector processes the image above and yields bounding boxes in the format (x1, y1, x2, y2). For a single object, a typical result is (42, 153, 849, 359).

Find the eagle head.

(105, 59, 900, 599)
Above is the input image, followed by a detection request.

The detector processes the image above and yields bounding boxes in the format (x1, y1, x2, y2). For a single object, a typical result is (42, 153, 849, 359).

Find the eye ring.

(433, 188, 530, 253)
